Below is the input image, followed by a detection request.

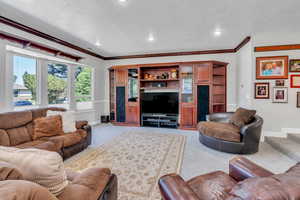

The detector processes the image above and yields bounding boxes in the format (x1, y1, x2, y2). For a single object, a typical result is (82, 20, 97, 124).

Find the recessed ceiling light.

(214, 29, 222, 37)
(147, 34, 155, 42)
(119, 0, 127, 3)
(95, 41, 102, 47)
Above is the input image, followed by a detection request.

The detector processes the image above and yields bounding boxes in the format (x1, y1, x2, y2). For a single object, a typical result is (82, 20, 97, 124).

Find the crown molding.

(255, 44, 300, 52)
(0, 16, 251, 60)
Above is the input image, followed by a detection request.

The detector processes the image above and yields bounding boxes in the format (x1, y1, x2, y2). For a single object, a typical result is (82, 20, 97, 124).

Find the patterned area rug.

(64, 131, 186, 200)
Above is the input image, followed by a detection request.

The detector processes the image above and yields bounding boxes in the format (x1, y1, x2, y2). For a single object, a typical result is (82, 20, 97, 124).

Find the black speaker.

(116, 86, 126, 122)
(197, 85, 209, 122)
(110, 112, 115, 121)
(101, 115, 110, 123)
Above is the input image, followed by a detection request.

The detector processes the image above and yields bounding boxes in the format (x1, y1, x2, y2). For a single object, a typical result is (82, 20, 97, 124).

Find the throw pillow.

(0, 146, 68, 196)
(47, 110, 76, 133)
(229, 107, 256, 128)
(0, 161, 23, 181)
(33, 115, 63, 140)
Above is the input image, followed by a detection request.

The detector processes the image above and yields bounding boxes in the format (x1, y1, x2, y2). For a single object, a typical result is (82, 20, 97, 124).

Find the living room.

(0, 0, 300, 199)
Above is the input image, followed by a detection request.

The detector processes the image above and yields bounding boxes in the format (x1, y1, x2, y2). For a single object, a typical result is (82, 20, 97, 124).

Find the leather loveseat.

(198, 112, 263, 154)
(159, 156, 300, 200)
(0, 107, 91, 159)
(0, 160, 118, 200)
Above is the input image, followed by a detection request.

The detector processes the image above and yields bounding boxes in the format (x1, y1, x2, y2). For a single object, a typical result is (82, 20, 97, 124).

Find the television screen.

(141, 92, 179, 114)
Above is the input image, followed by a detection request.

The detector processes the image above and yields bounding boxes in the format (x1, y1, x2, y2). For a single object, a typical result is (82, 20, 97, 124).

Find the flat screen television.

(141, 92, 179, 114)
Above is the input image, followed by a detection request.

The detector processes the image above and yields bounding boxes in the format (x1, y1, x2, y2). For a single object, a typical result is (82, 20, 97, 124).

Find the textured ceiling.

(0, 0, 299, 57)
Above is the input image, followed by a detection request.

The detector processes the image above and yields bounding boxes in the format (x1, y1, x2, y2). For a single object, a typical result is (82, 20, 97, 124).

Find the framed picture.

(255, 82, 270, 99)
(273, 87, 288, 103)
(256, 56, 288, 79)
(291, 75, 300, 88)
(297, 92, 300, 108)
(275, 80, 285, 87)
(290, 59, 300, 72)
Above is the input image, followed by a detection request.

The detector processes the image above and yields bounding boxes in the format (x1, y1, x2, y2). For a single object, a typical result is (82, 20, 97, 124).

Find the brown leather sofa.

(0, 161, 118, 200)
(0, 107, 91, 159)
(198, 112, 263, 154)
(159, 156, 300, 200)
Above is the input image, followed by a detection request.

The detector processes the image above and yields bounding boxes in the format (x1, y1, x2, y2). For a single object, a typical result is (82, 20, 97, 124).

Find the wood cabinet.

(109, 61, 227, 129)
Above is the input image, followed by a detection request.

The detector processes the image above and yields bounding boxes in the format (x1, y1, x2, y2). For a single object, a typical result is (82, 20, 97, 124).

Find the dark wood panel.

(255, 44, 300, 52)
(126, 105, 139, 124)
(196, 64, 210, 84)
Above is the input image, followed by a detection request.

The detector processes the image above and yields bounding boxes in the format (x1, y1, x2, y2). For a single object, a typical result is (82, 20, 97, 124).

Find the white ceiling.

(0, 0, 299, 57)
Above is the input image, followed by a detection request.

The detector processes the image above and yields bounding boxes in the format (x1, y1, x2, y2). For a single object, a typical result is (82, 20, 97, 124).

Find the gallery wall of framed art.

(255, 55, 300, 107)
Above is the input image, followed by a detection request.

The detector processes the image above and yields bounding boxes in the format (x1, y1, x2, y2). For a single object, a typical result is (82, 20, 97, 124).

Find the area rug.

(64, 131, 186, 200)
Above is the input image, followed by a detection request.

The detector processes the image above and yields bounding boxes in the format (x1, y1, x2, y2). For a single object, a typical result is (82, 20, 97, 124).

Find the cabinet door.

(180, 106, 195, 128)
(196, 64, 210, 84)
(115, 69, 127, 86)
(126, 104, 139, 124)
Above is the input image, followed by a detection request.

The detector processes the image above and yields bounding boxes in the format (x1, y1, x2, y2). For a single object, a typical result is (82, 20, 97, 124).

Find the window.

(75, 66, 92, 110)
(47, 63, 69, 107)
(13, 55, 37, 108)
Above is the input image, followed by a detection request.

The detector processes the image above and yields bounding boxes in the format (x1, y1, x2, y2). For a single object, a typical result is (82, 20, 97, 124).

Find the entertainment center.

(109, 61, 227, 130)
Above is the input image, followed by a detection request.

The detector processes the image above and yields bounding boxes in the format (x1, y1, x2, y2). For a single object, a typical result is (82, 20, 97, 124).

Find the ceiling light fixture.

(214, 29, 222, 37)
(95, 41, 102, 47)
(147, 34, 155, 42)
(119, 0, 127, 3)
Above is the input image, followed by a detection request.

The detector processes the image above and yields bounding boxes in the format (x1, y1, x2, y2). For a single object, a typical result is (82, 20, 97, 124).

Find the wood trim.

(0, 31, 82, 61)
(234, 36, 251, 52)
(255, 44, 300, 52)
(104, 49, 236, 60)
(0, 16, 250, 60)
(0, 16, 104, 60)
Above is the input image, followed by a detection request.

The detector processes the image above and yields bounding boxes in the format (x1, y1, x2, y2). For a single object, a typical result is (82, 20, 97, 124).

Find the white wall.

(235, 33, 300, 135)
(102, 53, 238, 114)
(0, 24, 104, 124)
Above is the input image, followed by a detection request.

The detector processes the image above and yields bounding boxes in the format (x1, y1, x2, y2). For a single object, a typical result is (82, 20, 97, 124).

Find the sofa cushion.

(0, 146, 68, 196)
(187, 171, 237, 200)
(15, 140, 62, 152)
(47, 110, 76, 133)
(49, 131, 83, 147)
(0, 129, 10, 146)
(0, 110, 32, 129)
(229, 177, 290, 200)
(198, 122, 241, 142)
(33, 115, 64, 140)
(0, 180, 58, 200)
(6, 126, 32, 146)
(0, 161, 23, 181)
(229, 107, 256, 128)
(58, 168, 112, 200)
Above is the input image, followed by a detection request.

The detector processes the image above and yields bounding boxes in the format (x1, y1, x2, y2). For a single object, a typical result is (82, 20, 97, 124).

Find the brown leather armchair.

(158, 156, 300, 200)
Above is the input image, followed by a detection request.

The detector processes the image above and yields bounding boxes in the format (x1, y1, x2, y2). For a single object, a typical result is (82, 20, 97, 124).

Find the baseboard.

(261, 128, 300, 141)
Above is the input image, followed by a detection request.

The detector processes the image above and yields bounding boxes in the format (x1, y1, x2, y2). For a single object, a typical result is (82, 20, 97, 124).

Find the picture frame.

(297, 92, 300, 108)
(254, 82, 270, 99)
(256, 56, 289, 79)
(289, 59, 300, 72)
(290, 75, 300, 88)
(275, 80, 285, 87)
(273, 87, 288, 103)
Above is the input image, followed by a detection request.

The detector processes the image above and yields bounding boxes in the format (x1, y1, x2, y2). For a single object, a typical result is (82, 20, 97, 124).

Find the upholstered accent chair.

(159, 156, 300, 200)
(198, 112, 263, 154)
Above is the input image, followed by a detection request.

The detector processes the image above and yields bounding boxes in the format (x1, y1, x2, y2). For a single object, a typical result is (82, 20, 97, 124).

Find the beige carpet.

(64, 131, 186, 200)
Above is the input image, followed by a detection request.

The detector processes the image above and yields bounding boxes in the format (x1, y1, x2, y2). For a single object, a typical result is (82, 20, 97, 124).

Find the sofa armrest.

(76, 120, 89, 129)
(0, 161, 23, 181)
(206, 112, 234, 123)
(159, 174, 200, 200)
(229, 156, 274, 182)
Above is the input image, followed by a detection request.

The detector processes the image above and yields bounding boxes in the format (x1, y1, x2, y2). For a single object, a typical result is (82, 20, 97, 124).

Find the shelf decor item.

(290, 59, 300, 72)
(297, 92, 300, 108)
(291, 75, 300, 88)
(256, 56, 288, 79)
(273, 87, 288, 103)
(255, 82, 270, 99)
